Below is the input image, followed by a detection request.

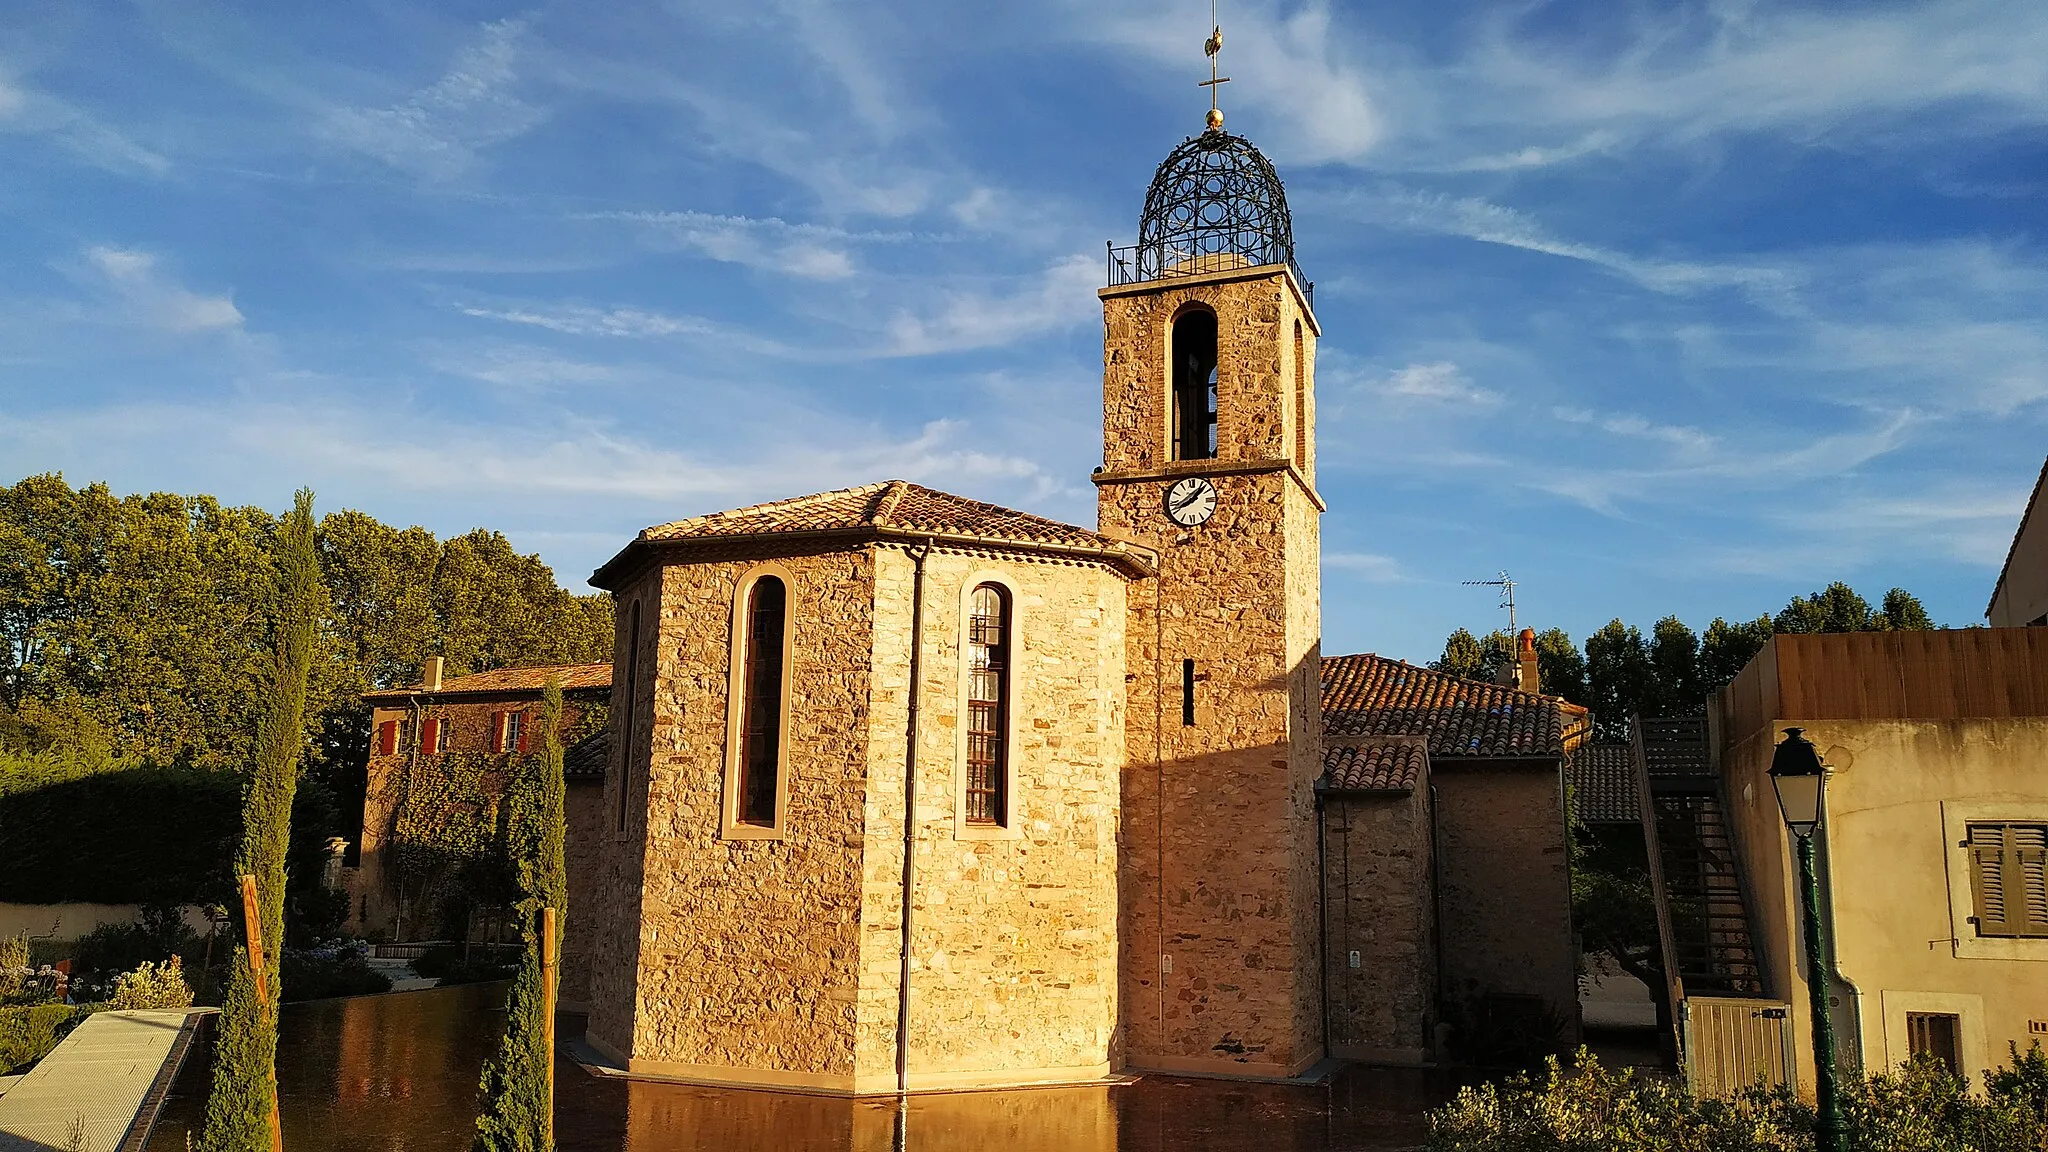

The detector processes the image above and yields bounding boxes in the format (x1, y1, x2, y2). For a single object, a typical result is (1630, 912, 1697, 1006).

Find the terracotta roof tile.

(1567, 743, 1641, 824)
(1322, 740, 1427, 792)
(1320, 653, 1567, 759)
(364, 662, 613, 701)
(564, 729, 609, 782)
(640, 480, 1113, 550)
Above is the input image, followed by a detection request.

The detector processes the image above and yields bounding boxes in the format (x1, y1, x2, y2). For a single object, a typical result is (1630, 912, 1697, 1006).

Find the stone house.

(348, 657, 611, 1005)
(566, 111, 1592, 1093)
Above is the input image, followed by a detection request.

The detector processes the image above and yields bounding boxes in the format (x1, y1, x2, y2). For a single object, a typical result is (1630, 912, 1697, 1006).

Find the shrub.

(107, 957, 195, 1010)
(1427, 1046, 2048, 1152)
(0, 1003, 88, 1075)
(71, 907, 198, 979)
(0, 932, 28, 999)
(413, 944, 518, 986)
(279, 942, 392, 1001)
(0, 756, 241, 905)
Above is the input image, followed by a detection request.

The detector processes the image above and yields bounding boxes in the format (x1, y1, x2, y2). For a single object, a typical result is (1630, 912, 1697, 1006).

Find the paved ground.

(0, 1010, 199, 1152)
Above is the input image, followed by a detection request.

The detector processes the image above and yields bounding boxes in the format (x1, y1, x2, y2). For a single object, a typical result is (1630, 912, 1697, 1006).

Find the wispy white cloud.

(81, 246, 243, 332)
(594, 211, 874, 280)
(1337, 186, 1797, 301)
(1375, 361, 1502, 408)
(0, 72, 170, 176)
(318, 18, 543, 179)
(1325, 551, 1407, 582)
(882, 255, 1099, 356)
(456, 303, 807, 359)
(1553, 407, 1715, 451)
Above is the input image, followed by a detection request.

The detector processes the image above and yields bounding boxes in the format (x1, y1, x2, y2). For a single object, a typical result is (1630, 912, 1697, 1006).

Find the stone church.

(557, 112, 1581, 1093)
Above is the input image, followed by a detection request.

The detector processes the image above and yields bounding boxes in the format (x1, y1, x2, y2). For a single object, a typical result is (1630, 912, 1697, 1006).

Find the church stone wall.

(585, 548, 878, 1089)
(1322, 790, 1436, 1064)
(1102, 470, 1322, 1078)
(1432, 762, 1581, 1048)
(856, 545, 1127, 1090)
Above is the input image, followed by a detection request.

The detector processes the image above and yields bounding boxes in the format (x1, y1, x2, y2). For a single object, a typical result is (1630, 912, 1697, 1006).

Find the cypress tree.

(474, 675, 566, 1152)
(199, 490, 320, 1152)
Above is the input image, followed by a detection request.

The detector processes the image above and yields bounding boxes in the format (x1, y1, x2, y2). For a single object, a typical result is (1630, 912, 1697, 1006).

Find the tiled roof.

(363, 662, 613, 702)
(595, 480, 1155, 586)
(1322, 740, 1427, 793)
(564, 729, 609, 782)
(1567, 743, 1641, 824)
(642, 480, 1111, 548)
(1320, 653, 1567, 759)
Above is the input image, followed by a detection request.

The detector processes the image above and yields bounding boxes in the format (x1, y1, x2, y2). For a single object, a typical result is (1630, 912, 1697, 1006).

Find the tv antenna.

(1462, 571, 1518, 637)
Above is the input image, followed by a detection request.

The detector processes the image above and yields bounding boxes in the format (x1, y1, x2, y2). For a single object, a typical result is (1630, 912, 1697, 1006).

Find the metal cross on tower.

(1199, 3, 1230, 128)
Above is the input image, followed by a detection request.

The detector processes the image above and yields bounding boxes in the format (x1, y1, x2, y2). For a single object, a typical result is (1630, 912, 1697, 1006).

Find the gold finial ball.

(1206, 107, 1224, 131)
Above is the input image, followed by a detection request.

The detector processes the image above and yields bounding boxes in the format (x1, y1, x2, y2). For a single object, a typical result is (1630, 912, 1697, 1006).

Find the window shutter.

(516, 713, 530, 753)
(490, 711, 506, 754)
(1971, 824, 2012, 936)
(375, 720, 394, 756)
(2018, 825, 2048, 936)
(421, 718, 439, 756)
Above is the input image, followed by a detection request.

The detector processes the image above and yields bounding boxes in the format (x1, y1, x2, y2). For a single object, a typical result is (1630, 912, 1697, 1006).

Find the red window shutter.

(377, 720, 397, 756)
(516, 713, 530, 753)
(421, 718, 439, 756)
(490, 712, 506, 753)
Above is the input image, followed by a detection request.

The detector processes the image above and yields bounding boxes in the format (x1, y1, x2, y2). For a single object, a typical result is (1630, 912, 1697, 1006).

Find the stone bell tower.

(1096, 99, 1325, 1078)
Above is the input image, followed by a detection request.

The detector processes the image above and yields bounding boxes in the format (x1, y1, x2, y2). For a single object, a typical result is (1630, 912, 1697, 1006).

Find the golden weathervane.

(1199, 3, 1229, 131)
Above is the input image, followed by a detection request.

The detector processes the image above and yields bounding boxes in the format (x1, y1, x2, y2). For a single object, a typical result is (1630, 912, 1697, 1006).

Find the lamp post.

(1769, 727, 1847, 1152)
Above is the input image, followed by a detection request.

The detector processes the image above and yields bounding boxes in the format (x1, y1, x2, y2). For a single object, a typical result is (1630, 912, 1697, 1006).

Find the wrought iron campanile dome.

(1108, 125, 1298, 287)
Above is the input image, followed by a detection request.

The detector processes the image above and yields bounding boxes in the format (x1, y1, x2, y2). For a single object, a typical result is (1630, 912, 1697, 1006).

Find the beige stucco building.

(1710, 630, 2048, 1087)
(1988, 455, 2048, 628)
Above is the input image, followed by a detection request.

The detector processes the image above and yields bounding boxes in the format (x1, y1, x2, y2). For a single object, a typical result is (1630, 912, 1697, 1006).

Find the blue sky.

(3, 1, 2045, 664)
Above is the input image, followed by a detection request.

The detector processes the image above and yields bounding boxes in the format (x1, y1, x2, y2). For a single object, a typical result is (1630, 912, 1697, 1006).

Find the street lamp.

(1769, 727, 1847, 1152)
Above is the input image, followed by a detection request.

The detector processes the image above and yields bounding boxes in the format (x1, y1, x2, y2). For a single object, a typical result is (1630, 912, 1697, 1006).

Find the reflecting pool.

(146, 984, 1444, 1151)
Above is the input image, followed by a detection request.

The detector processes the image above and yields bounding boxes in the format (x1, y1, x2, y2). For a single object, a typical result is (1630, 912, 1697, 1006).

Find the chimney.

(1515, 628, 1540, 694)
(422, 656, 445, 693)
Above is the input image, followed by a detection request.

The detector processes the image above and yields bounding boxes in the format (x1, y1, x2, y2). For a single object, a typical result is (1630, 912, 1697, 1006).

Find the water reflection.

(147, 984, 1438, 1152)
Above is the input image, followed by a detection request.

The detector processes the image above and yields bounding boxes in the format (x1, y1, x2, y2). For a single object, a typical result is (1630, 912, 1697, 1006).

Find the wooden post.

(240, 875, 284, 1152)
(539, 906, 558, 1151)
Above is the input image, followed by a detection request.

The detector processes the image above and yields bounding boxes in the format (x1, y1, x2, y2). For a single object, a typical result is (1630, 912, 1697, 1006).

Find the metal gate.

(1683, 997, 1796, 1098)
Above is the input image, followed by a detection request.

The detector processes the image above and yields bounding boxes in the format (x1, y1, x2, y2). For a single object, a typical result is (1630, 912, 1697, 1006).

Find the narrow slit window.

(617, 599, 642, 833)
(965, 584, 1011, 826)
(737, 576, 788, 827)
(1171, 309, 1219, 461)
(1293, 320, 1307, 465)
(1182, 658, 1196, 727)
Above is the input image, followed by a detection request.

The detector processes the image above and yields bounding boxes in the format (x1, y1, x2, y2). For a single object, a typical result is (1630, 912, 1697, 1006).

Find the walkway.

(0, 1010, 201, 1152)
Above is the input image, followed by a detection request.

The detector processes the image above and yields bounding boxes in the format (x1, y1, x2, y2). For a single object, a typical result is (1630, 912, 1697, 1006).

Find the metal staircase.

(1632, 717, 1766, 998)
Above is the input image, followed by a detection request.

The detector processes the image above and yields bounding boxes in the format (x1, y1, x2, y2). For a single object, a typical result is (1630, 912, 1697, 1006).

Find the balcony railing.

(1105, 241, 1312, 308)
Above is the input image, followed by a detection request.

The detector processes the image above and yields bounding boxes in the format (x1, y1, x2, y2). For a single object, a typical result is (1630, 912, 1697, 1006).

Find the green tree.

(1877, 587, 1937, 631)
(473, 676, 567, 1152)
(1700, 614, 1774, 695)
(1432, 628, 1489, 681)
(1646, 616, 1702, 717)
(1775, 581, 1877, 633)
(1585, 620, 1651, 740)
(199, 490, 321, 1152)
(1531, 628, 1588, 706)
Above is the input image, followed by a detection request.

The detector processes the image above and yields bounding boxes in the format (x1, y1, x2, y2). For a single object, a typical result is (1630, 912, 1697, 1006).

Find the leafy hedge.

(1429, 1045, 2048, 1151)
(0, 758, 240, 904)
(0, 1003, 90, 1075)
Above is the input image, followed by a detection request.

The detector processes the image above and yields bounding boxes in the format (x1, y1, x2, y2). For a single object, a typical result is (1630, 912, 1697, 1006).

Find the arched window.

(1293, 320, 1307, 465)
(964, 583, 1011, 825)
(736, 575, 788, 828)
(1171, 308, 1219, 460)
(616, 598, 641, 833)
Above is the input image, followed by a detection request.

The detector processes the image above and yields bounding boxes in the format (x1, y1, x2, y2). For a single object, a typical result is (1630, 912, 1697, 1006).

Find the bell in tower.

(1096, 47, 1326, 1080)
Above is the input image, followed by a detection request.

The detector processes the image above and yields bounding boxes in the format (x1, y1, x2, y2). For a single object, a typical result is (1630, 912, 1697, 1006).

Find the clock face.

(1164, 476, 1218, 526)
